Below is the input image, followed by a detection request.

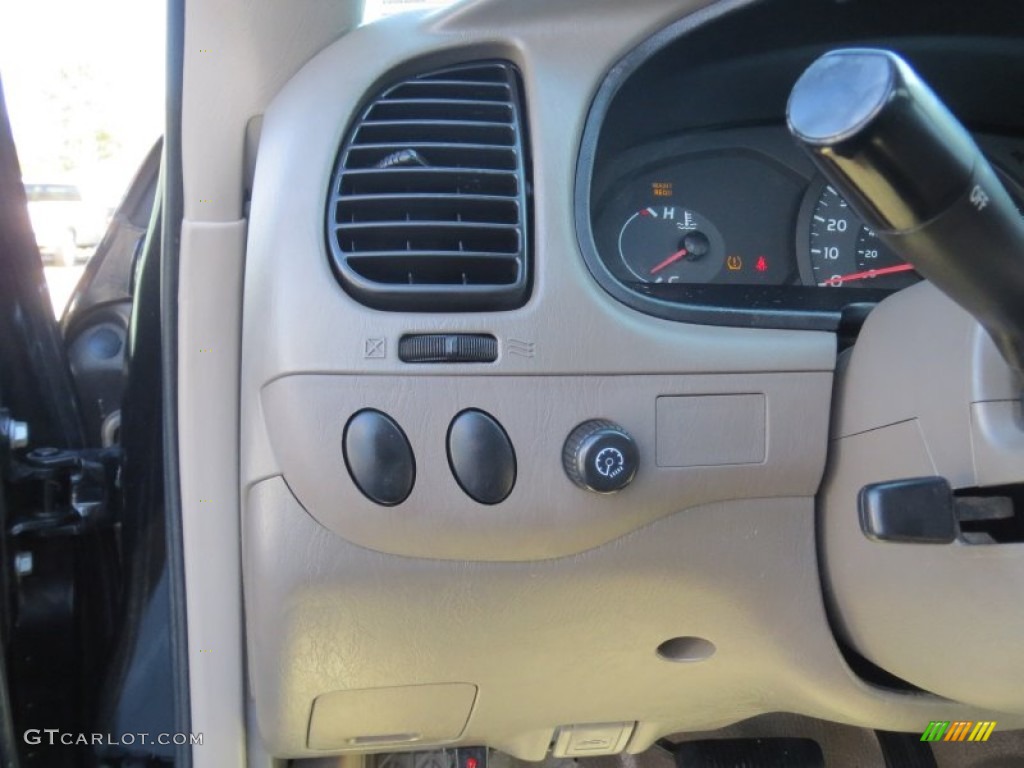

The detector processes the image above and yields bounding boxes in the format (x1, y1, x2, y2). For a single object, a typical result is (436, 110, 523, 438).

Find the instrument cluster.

(585, 128, 1022, 328)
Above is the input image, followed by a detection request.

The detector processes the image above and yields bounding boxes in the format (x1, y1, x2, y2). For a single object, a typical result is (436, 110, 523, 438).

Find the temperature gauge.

(617, 205, 726, 283)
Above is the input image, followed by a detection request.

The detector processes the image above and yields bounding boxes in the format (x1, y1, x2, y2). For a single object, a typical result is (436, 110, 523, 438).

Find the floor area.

(295, 714, 1024, 767)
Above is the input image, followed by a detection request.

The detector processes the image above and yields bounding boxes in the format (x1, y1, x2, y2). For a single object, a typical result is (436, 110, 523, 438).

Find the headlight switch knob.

(562, 419, 638, 494)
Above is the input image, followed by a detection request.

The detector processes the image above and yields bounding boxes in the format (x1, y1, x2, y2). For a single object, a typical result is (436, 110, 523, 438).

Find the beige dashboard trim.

(177, 219, 247, 766)
(245, 478, 1022, 758)
(178, 0, 845, 764)
(179, 0, 361, 765)
(258, 372, 831, 561)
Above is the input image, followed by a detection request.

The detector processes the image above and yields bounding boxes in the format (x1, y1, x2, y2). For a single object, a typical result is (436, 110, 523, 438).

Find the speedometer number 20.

(804, 182, 919, 290)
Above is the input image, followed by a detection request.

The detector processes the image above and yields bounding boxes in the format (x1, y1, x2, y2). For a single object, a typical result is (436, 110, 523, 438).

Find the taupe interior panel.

(245, 479, 1018, 759)
(224, 0, 1024, 761)
(239, 0, 834, 443)
(656, 394, 766, 467)
(178, 0, 363, 763)
(308, 684, 478, 750)
(261, 373, 829, 561)
(821, 283, 1024, 712)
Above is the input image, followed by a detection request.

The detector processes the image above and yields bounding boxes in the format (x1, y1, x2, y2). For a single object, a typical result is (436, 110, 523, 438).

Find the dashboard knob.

(562, 420, 638, 494)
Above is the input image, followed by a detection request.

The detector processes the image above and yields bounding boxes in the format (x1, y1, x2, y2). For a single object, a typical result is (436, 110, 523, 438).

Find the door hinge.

(6, 445, 121, 536)
(1, 409, 122, 766)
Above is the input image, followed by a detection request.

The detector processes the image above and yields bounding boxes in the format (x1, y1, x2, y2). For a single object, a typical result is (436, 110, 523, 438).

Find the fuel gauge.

(617, 205, 726, 283)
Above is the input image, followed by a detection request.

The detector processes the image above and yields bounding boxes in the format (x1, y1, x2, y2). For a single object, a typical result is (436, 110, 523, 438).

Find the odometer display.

(800, 181, 921, 290)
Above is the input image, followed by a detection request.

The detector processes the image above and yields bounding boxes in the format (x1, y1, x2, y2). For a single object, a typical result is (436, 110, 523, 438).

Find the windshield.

(362, 0, 458, 24)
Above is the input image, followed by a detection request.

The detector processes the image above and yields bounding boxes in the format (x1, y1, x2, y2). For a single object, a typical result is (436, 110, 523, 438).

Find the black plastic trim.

(876, 730, 939, 768)
(446, 409, 516, 505)
(162, 0, 193, 762)
(327, 59, 531, 312)
(668, 737, 825, 767)
(343, 409, 416, 507)
(0, 81, 88, 450)
(571, 0, 849, 331)
(858, 476, 958, 544)
(398, 334, 498, 363)
(575, 2, 1024, 331)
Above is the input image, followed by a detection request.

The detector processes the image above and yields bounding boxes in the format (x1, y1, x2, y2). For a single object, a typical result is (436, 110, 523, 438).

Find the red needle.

(819, 262, 915, 286)
(650, 248, 688, 275)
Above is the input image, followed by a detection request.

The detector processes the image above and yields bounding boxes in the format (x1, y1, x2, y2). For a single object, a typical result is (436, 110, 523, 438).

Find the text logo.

(921, 721, 996, 742)
(969, 185, 990, 211)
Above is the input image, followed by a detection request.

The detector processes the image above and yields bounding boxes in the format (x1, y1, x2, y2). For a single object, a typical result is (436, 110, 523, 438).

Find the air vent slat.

(337, 221, 519, 234)
(340, 168, 518, 197)
(348, 255, 520, 288)
(355, 121, 515, 147)
(336, 222, 519, 255)
(387, 81, 511, 101)
(327, 61, 530, 311)
(336, 195, 519, 225)
(367, 100, 513, 123)
(420, 65, 507, 83)
(345, 145, 517, 171)
(345, 251, 520, 262)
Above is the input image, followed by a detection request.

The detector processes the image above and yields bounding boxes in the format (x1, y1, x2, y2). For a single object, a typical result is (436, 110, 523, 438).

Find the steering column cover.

(821, 281, 1024, 712)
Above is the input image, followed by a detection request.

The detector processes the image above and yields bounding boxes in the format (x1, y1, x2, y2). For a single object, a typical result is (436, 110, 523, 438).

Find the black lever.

(787, 49, 1024, 383)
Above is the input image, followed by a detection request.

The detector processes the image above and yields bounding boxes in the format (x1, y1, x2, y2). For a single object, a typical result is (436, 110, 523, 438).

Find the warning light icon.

(726, 255, 743, 271)
(755, 256, 768, 273)
(652, 182, 673, 198)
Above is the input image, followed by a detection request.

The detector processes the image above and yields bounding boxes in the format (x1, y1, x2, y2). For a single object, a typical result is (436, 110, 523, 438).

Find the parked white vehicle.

(23, 182, 108, 266)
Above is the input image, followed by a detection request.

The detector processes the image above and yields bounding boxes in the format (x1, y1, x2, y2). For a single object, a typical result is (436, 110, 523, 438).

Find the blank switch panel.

(656, 394, 766, 467)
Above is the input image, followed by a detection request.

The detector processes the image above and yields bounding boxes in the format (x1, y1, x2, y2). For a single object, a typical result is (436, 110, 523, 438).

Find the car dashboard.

(173, 0, 1024, 762)
(578, 4, 1024, 328)
(588, 126, 1022, 326)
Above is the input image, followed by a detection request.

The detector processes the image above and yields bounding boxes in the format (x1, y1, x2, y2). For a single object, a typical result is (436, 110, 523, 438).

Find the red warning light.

(755, 255, 768, 273)
(466, 759, 478, 768)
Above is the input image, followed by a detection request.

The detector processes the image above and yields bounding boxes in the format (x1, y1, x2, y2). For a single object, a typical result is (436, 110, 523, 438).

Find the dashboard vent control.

(328, 61, 531, 311)
(398, 334, 498, 363)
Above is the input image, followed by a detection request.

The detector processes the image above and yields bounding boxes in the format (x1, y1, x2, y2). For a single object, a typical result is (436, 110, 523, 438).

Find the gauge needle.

(649, 248, 688, 275)
(819, 262, 916, 286)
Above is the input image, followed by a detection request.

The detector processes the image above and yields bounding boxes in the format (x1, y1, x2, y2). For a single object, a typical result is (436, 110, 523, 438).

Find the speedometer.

(797, 180, 921, 290)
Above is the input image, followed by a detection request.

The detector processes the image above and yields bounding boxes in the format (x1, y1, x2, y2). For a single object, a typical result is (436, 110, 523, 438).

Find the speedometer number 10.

(805, 183, 918, 289)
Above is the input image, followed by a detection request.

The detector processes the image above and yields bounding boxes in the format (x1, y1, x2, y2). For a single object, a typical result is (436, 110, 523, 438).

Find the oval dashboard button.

(343, 409, 415, 506)
(447, 409, 516, 505)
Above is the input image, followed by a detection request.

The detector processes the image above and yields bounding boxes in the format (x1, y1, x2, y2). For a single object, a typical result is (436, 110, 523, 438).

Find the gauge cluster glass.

(797, 179, 921, 291)
(594, 151, 803, 289)
(584, 128, 1022, 328)
(576, 20, 1024, 330)
(617, 205, 726, 283)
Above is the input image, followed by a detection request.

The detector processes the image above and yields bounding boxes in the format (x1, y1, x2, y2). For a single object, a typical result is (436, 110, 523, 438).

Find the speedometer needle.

(819, 262, 915, 286)
(650, 248, 688, 275)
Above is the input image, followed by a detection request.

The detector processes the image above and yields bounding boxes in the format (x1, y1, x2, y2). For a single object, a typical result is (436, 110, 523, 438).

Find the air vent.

(327, 61, 531, 311)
